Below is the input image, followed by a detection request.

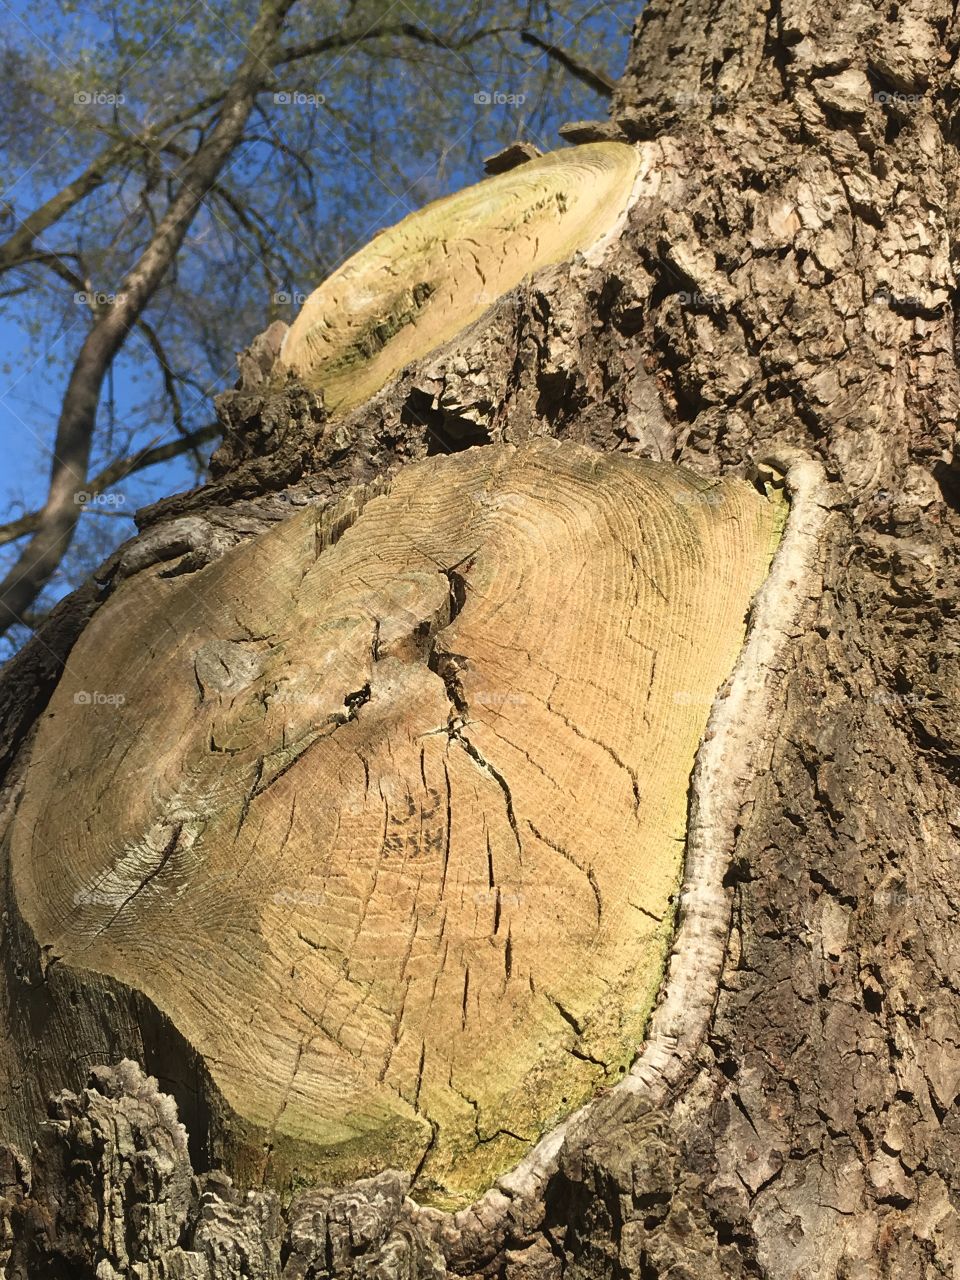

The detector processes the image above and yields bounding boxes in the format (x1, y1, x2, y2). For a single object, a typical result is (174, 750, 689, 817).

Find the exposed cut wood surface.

(9, 441, 780, 1205)
(279, 143, 641, 413)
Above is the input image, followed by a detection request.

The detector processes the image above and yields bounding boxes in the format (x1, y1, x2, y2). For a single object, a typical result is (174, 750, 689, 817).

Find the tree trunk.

(3, 0, 960, 1275)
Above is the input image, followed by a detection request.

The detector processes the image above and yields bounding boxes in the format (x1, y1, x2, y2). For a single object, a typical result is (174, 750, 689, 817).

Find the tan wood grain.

(9, 441, 780, 1205)
(279, 143, 641, 413)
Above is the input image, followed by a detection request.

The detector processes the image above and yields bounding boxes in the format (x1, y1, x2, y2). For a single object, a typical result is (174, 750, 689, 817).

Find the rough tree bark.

(2, 0, 960, 1275)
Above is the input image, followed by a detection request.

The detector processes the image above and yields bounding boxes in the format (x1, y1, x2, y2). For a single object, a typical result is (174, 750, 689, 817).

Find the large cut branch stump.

(5, 441, 781, 1207)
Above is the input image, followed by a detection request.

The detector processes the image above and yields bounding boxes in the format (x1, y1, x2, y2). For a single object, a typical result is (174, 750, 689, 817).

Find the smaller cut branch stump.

(278, 143, 641, 414)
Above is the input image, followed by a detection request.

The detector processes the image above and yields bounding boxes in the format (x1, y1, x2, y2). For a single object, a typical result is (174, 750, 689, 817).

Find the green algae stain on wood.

(10, 442, 783, 1207)
(279, 143, 641, 413)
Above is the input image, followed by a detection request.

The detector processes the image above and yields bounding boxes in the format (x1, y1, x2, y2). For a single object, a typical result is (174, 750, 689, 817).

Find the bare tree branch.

(0, 107, 216, 279)
(0, 423, 219, 548)
(134, 318, 187, 438)
(276, 21, 519, 66)
(12, 252, 85, 292)
(23, 242, 211, 469)
(519, 30, 615, 97)
(0, 140, 132, 279)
